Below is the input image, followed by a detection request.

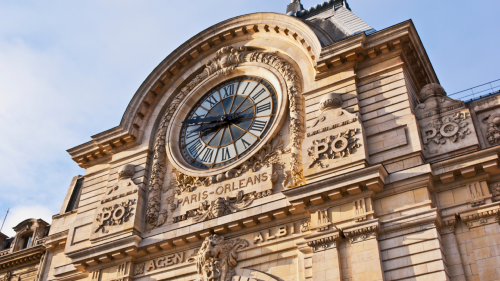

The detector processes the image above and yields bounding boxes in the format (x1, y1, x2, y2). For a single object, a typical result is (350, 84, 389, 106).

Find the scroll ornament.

(196, 235, 249, 281)
(146, 46, 305, 229)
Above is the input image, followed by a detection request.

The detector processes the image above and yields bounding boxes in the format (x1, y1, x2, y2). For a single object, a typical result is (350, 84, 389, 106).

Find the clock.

(179, 76, 278, 169)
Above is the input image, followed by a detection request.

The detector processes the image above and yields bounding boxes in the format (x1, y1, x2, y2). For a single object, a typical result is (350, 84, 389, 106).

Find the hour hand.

(189, 122, 220, 133)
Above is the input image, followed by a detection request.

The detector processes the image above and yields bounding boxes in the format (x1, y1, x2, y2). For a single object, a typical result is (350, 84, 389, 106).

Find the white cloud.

(0, 205, 53, 237)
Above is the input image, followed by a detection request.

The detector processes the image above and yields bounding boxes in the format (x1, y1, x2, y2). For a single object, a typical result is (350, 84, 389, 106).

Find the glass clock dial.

(180, 76, 277, 169)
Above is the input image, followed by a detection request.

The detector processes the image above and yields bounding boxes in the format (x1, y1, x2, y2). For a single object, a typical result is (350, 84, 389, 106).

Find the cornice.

(282, 164, 388, 202)
(0, 245, 45, 270)
(314, 20, 437, 90)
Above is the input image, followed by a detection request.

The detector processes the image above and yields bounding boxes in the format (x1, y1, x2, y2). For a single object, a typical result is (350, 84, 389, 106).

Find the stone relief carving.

(196, 234, 249, 281)
(490, 182, 500, 197)
(307, 129, 360, 168)
(421, 112, 471, 153)
(2, 272, 10, 281)
(482, 113, 500, 146)
(134, 263, 145, 276)
(440, 219, 456, 234)
(173, 190, 267, 223)
(300, 219, 310, 233)
(95, 199, 136, 234)
(306, 235, 339, 252)
(461, 209, 499, 229)
(344, 225, 378, 243)
(147, 46, 305, 229)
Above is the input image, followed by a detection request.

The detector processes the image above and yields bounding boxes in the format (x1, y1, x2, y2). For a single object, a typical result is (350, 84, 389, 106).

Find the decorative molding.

(460, 208, 499, 229)
(146, 46, 305, 229)
(196, 235, 248, 281)
(416, 101, 465, 120)
(95, 199, 136, 234)
(307, 117, 358, 137)
(306, 235, 340, 252)
(343, 225, 378, 244)
(101, 189, 138, 204)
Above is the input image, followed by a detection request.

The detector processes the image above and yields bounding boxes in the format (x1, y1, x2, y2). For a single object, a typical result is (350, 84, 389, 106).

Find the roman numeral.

(250, 120, 267, 132)
(220, 147, 231, 161)
(222, 84, 235, 98)
(188, 139, 203, 156)
(242, 139, 251, 149)
(201, 148, 214, 162)
(205, 95, 218, 107)
(256, 102, 271, 114)
(240, 82, 250, 95)
(250, 88, 266, 101)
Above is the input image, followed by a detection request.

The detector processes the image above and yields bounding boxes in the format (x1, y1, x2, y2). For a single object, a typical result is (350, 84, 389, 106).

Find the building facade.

(32, 1, 500, 281)
(0, 219, 50, 281)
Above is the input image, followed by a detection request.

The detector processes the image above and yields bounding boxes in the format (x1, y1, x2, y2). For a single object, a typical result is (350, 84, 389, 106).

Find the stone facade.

(32, 1, 500, 281)
(0, 219, 49, 281)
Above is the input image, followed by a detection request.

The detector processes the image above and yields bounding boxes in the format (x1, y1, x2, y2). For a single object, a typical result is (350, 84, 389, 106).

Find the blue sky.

(0, 0, 499, 236)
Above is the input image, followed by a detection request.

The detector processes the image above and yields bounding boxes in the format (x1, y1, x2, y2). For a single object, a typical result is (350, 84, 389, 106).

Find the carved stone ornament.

(482, 113, 500, 146)
(2, 272, 10, 281)
(306, 235, 339, 252)
(421, 112, 471, 151)
(300, 219, 311, 233)
(439, 219, 456, 234)
(134, 263, 145, 276)
(307, 129, 360, 168)
(173, 190, 264, 223)
(490, 182, 500, 197)
(146, 46, 305, 229)
(460, 208, 499, 229)
(196, 234, 249, 281)
(95, 199, 136, 233)
(344, 225, 378, 244)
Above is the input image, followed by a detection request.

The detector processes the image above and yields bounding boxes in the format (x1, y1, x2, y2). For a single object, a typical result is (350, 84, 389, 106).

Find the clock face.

(180, 76, 277, 169)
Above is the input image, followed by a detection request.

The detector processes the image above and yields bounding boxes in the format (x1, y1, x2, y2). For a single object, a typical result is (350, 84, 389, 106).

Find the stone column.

(300, 230, 342, 281)
(343, 222, 383, 281)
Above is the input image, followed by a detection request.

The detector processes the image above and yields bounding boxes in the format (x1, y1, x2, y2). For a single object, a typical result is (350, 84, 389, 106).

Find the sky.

(0, 0, 499, 237)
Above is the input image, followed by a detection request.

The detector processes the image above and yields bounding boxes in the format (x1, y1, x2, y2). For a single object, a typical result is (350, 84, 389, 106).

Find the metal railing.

(448, 79, 500, 102)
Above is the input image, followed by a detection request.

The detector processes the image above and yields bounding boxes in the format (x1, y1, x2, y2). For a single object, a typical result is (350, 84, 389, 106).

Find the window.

(65, 176, 83, 212)
(21, 233, 33, 249)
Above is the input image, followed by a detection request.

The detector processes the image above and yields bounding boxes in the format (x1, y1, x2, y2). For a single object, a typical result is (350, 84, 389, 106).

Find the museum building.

(3, 0, 500, 281)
